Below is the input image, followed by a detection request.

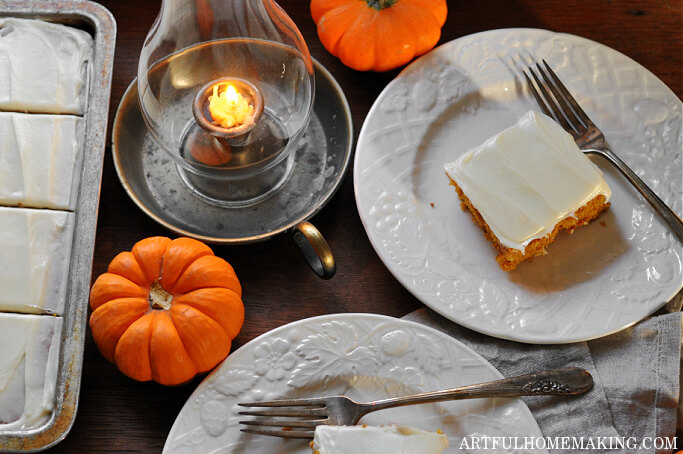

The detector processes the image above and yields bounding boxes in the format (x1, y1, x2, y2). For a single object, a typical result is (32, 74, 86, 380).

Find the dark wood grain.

(46, 0, 681, 452)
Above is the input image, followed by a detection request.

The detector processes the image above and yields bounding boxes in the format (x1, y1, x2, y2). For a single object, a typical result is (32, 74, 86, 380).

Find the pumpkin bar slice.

(444, 110, 611, 271)
(0, 112, 83, 211)
(311, 424, 449, 453)
(0, 18, 93, 115)
(0, 313, 62, 430)
(0, 206, 74, 315)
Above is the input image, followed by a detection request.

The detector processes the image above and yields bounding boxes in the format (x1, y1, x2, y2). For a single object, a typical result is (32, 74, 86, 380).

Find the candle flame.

(208, 83, 255, 129)
(225, 84, 239, 105)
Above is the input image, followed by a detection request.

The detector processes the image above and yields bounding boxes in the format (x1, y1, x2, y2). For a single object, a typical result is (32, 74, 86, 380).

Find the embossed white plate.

(354, 28, 682, 344)
(163, 314, 545, 453)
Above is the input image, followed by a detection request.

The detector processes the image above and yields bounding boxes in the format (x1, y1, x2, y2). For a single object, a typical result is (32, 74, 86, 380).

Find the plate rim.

(112, 57, 354, 245)
(163, 312, 546, 453)
(353, 27, 683, 344)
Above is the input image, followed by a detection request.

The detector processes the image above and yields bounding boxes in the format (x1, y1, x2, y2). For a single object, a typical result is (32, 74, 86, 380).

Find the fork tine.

(523, 71, 552, 118)
(527, 65, 573, 132)
(238, 407, 327, 418)
(239, 419, 324, 429)
(240, 427, 314, 439)
(542, 60, 595, 128)
(238, 398, 326, 407)
(536, 62, 585, 133)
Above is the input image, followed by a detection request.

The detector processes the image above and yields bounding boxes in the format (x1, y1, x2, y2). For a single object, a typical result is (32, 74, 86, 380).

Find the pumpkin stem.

(148, 281, 173, 310)
(366, 0, 397, 9)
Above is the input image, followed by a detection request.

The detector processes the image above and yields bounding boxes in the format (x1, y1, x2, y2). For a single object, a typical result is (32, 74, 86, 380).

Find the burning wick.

(208, 84, 255, 129)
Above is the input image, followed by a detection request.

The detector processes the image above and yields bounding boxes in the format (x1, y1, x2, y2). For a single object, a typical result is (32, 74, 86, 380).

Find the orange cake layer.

(449, 177, 610, 270)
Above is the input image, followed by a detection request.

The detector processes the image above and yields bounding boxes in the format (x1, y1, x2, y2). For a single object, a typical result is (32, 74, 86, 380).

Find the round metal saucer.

(112, 59, 353, 248)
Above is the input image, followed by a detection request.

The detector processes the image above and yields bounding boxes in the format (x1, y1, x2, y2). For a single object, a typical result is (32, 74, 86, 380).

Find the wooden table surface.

(46, 0, 681, 452)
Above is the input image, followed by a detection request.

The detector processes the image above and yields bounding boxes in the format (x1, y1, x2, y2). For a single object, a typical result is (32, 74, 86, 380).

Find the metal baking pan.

(0, 1, 116, 451)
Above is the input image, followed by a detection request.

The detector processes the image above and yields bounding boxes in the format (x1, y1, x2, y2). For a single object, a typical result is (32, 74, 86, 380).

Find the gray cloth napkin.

(403, 296, 681, 454)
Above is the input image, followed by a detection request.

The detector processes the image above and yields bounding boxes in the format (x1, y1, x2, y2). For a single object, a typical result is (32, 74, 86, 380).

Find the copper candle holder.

(192, 77, 264, 148)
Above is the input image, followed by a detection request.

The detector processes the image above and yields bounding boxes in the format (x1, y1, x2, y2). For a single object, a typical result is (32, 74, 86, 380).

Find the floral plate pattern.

(354, 28, 682, 344)
(163, 314, 545, 453)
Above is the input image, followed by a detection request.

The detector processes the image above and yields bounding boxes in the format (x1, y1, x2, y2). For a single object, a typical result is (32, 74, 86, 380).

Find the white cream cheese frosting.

(0, 314, 62, 430)
(0, 18, 93, 115)
(444, 110, 611, 251)
(0, 112, 83, 210)
(0, 207, 74, 315)
(312, 424, 449, 454)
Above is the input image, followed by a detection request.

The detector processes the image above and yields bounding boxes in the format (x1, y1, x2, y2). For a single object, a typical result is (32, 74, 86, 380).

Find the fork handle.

(360, 367, 592, 416)
(586, 148, 683, 242)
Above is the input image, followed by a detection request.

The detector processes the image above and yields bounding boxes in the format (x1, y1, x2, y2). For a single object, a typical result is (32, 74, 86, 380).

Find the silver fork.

(524, 60, 683, 242)
(238, 367, 593, 439)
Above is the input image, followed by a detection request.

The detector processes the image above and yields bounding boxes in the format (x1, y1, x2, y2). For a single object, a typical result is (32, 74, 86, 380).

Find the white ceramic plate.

(354, 28, 682, 344)
(163, 313, 544, 453)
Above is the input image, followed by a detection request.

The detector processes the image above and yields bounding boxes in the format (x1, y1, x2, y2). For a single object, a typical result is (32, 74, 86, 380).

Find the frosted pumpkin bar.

(444, 111, 611, 271)
(0, 207, 74, 315)
(0, 18, 93, 115)
(311, 424, 449, 454)
(0, 112, 83, 210)
(0, 314, 62, 430)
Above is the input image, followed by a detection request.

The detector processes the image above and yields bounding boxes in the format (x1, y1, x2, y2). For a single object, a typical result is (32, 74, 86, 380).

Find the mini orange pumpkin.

(311, 0, 447, 72)
(189, 135, 232, 166)
(89, 237, 244, 386)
